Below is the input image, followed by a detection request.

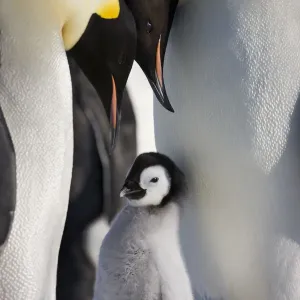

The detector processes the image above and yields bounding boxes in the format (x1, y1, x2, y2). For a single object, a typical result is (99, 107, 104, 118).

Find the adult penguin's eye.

(146, 20, 153, 34)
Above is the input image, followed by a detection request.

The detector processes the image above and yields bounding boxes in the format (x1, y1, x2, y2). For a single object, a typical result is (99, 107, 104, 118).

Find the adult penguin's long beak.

(110, 75, 120, 151)
(139, 35, 174, 113)
(150, 35, 174, 113)
(129, 0, 178, 113)
(68, 34, 126, 151)
(109, 54, 135, 151)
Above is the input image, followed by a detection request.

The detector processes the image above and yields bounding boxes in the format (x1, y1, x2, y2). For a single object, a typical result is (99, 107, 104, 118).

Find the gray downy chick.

(93, 152, 194, 300)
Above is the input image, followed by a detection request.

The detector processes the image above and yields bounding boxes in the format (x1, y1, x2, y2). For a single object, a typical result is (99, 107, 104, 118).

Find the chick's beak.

(120, 181, 144, 198)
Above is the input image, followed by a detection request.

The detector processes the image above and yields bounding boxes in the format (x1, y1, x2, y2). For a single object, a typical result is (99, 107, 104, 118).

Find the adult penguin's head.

(125, 0, 179, 113)
(68, 0, 137, 149)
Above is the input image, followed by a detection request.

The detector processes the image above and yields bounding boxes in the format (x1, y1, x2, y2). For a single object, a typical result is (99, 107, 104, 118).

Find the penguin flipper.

(0, 105, 16, 247)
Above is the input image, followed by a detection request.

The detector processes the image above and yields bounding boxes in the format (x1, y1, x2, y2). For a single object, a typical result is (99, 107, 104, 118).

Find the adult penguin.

(56, 60, 137, 300)
(150, 1, 300, 300)
(0, 1, 133, 299)
(57, 5, 137, 298)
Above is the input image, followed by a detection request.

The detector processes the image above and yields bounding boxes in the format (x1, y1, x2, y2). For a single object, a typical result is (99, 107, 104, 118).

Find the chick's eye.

(146, 20, 153, 34)
(150, 177, 159, 183)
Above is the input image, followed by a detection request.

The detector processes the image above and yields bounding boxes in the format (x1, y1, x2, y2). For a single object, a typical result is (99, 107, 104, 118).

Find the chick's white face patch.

(128, 165, 171, 207)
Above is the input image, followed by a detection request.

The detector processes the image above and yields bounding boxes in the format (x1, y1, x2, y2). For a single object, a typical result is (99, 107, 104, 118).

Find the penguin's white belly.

(0, 11, 73, 300)
(154, 1, 300, 299)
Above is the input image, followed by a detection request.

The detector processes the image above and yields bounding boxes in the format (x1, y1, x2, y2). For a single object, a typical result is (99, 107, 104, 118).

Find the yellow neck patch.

(96, 0, 120, 19)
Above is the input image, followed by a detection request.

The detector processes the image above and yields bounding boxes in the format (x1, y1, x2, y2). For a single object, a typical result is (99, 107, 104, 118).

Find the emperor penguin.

(93, 152, 194, 300)
(150, 0, 300, 299)
(57, 4, 137, 298)
(0, 0, 124, 299)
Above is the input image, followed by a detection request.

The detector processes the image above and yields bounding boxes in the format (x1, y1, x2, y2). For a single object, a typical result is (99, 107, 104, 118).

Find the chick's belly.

(97, 247, 160, 300)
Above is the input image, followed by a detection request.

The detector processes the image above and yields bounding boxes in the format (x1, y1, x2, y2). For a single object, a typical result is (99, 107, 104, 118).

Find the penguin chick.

(93, 152, 193, 300)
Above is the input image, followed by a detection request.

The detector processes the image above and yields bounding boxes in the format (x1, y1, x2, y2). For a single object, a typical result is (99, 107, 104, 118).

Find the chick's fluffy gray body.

(93, 202, 185, 300)
(93, 205, 161, 300)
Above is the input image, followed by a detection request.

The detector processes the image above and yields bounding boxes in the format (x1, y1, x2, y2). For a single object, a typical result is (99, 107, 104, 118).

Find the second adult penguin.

(93, 152, 194, 300)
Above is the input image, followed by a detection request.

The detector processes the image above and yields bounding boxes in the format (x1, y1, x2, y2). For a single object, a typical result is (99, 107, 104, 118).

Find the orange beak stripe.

(156, 36, 163, 87)
(111, 75, 117, 128)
